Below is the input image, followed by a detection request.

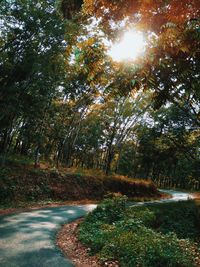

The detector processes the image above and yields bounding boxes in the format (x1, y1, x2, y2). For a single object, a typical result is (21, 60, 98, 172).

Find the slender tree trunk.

(34, 146, 40, 168)
(105, 148, 114, 175)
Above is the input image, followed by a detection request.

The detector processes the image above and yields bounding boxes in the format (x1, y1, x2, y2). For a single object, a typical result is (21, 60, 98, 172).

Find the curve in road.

(0, 190, 194, 267)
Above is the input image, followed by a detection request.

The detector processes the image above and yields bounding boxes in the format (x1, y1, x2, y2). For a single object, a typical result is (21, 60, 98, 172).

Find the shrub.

(85, 194, 127, 224)
(0, 167, 14, 203)
(124, 207, 156, 228)
(151, 201, 200, 241)
(79, 197, 200, 267)
(100, 225, 197, 267)
(79, 195, 127, 253)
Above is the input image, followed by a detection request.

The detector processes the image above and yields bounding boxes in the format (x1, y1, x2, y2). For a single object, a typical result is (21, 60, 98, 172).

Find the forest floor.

(57, 219, 102, 267)
(0, 159, 164, 213)
(2, 159, 198, 215)
(57, 219, 119, 267)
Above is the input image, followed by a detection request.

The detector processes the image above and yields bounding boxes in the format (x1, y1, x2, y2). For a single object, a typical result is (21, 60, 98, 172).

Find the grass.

(78, 196, 200, 267)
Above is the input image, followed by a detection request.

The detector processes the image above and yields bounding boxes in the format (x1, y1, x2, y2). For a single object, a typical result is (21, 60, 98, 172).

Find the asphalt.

(0, 205, 96, 267)
(0, 190, 193, 267)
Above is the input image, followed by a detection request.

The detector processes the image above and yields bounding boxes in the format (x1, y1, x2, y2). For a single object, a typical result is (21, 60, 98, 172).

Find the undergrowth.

(79, 196, 200, 267)
(0, 159, 159, 207)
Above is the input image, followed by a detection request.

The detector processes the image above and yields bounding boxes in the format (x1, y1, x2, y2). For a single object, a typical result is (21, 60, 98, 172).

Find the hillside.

(0, 161, 161, 208)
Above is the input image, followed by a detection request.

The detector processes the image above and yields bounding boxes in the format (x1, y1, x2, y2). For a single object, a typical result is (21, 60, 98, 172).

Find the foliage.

(117, 104, 200, 189)
(0, 167, 14, 202)
(0, 0, 66, 161)
(0, 162, 158, 206)
(0, 0, 199, 190)
(86, 194, 127, 224)
(79, 197, 200, 267)
(146, 201, 200, 241)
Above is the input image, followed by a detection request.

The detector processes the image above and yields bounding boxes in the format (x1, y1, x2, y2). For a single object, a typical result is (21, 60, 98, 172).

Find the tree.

(117, 104, 200, 189)
(0, 0, 66, 164)
(62, 0, 200, 123)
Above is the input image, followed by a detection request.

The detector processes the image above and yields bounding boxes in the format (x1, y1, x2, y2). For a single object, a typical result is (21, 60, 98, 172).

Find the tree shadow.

(0, 204, 96, 266)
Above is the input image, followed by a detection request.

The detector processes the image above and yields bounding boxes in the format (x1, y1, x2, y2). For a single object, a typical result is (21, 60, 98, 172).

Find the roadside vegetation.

(79, 196, 200, 267)
(0, 156, 160, 209)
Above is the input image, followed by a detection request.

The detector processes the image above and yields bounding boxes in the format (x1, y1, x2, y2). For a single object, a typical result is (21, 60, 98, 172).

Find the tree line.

(0, 0, 199, 189)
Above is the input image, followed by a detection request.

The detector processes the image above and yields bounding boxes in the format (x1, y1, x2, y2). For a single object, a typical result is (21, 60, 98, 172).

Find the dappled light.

(0, 0, 200, 266)
(108, 30, 146, 61)
(0, 205, 96, 266)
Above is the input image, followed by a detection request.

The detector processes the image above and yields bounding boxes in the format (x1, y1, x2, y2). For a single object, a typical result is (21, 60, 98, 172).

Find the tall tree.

(0, 0, 66, 163)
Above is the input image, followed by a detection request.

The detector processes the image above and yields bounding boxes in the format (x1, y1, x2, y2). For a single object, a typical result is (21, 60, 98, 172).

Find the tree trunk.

(34, 146, 40, 168)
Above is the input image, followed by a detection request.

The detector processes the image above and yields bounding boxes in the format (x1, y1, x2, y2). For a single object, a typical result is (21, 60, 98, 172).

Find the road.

(0, 190, 193, 267)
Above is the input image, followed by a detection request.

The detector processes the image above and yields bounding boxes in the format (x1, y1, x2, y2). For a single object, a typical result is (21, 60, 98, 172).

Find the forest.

(1, 0, 200, 190)
(1, 1, 200, 267)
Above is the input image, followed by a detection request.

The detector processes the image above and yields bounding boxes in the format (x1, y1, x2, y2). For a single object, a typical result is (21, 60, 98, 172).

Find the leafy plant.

(79, 197, 200, 267)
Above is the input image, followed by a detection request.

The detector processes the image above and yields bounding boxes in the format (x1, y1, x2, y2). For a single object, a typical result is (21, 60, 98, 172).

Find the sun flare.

(108, 30, 146, 62)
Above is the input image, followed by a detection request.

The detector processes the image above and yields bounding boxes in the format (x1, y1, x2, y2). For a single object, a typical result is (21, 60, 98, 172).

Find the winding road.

(0, 190, 194, 267)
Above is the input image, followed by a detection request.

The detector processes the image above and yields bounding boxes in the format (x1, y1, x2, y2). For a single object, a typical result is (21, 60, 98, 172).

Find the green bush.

(0, 154, 33, 166)
(0, 167, 14, 203)
(124, 207, 156, 228)
(79, 197, 200, 267)
(85, 194, 127, 224)
(151, 201, 200, 241)
(79, 195, 127, 253)
(125, 201, 200, 242)
(100, 225, 197, 267)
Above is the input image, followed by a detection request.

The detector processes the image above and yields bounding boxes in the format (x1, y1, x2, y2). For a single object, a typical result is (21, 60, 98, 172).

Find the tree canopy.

(0, 0, 199, 189)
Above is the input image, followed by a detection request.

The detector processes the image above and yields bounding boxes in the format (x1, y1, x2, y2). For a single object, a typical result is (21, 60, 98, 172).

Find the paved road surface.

(0, 205, 96, 267)
(0, 190, 193, 267)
